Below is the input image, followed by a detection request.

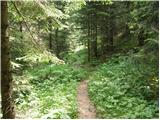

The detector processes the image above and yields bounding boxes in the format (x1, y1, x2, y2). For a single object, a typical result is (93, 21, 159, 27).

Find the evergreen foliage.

(1, 0, 159, 119)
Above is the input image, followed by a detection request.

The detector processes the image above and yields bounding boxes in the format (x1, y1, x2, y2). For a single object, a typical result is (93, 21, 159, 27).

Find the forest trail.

(77, 80, 96, 119)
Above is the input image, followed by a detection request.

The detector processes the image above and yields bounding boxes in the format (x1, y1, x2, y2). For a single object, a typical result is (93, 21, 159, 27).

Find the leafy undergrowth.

(63, 49, 88, 65)
(13, 63, 87, 119)
(88, 52, 159, 119)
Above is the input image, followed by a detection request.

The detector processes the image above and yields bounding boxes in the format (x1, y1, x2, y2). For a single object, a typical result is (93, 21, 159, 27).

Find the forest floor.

(77, 80, 96, 119)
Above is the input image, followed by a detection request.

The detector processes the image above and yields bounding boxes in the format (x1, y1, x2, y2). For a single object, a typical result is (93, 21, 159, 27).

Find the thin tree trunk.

(124, 2, 130, 41)
(90, 12, 96, 59)
(105, 9, 109, 53)
(1, 1, 15, 118)
(138, 28, 145, 46)
(108, 5, 114, 51)
(90, 12, 94, 60)
(91, 12, 97, 58)
(19, 21, 23, 39)
(90, 13, 93, 59)
(94, 12, 98, 58)
(49, 33, 52, 50)
(87, 14, 91, 61)
(109, 21, 113, 51)
(55, 28, 59, 57)
(49, 19, 52, 50)
(101, 16, 105, 57)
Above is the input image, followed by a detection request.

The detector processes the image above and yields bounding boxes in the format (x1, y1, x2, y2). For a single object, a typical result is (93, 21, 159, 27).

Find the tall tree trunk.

(90, 12, 94, 60)
(90, 12, 93, 59)
(87, 14, 91, 61)
(94, 12, 98, 58)
(109, 20, 113, 51)
(105, 9, 109, 53)
(49, 19, 52, 50)
(90, 12, 97, 59)
(101, 16, 105, 57)
(124, 2, 130, 41)
(49, 33, 52, 50)
(55, 28, 59, 58)
(108, 5, 114, 51)
(1, 1, 15, 118)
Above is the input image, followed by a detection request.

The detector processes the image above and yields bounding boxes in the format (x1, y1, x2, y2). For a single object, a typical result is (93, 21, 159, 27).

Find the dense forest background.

(1, 0, 159, 119)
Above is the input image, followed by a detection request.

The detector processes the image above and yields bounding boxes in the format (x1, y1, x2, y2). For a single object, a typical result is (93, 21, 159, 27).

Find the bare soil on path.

(77, 80, 96, 119)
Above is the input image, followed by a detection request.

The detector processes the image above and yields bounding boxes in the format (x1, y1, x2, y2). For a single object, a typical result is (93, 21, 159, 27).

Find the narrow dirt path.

(77, 80, 96, 119)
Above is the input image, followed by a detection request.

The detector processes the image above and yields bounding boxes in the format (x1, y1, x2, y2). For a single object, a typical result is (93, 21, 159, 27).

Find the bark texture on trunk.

(1, 1, 15, 119)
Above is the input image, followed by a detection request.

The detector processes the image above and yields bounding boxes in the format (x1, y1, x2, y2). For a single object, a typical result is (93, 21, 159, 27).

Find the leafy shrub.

(88, 53, 159, 119)
(63, 49, 87, 65)
(14, 63, 87, 118)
